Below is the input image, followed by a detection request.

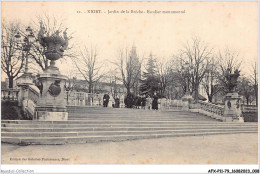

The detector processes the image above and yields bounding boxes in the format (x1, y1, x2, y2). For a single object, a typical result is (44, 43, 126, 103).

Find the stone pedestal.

(34, 66, 68, 121)
(17, 73, 34, 107)
(223, 92, 244, 122)
(182, 95, 193, 111)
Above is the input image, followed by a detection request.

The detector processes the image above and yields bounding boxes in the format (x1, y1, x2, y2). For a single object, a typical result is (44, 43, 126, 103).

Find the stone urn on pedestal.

(223, 69, 243, 122)
(34, 23, 69, 121)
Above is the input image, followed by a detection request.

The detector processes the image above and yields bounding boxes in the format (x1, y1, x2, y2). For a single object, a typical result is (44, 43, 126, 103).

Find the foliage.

(237, 77, 255, 105)
(114, 46, 142, 96)
(73, 45, 106, 93)
(139, 53, 160, 97)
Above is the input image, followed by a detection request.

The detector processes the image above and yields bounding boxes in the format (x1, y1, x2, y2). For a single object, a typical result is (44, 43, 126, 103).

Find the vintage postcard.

(1, 1, 258, 173)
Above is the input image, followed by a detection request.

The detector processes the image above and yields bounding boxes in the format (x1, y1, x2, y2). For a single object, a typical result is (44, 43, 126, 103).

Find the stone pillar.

(34, 68, 68, 121)
(181, 95, 193, 111)
(17, 73, 34, 107)
(223, 93, 244, 122)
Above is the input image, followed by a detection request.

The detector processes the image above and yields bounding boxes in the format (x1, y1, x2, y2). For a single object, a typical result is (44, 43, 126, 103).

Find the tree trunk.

(127, 86, 131, 96)
(9, 77, 14, 89)
(208, 95, 212, 103)
(88, 82, 92, 93)
(194, 83, 199, 103)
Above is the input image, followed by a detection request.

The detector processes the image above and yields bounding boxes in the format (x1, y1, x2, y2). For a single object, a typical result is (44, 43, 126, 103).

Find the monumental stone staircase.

(1, 106, 258, 145)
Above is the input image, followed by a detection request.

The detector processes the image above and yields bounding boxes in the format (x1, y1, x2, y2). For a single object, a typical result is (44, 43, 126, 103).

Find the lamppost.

(14, 26, 36, 107)
(15, 26, 36, 81)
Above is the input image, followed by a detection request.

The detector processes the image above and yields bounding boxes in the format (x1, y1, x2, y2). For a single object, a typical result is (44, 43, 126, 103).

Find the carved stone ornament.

(227, 100, 231, 109)
(236, 99, 240, 109)
(48, 80, 61, 97)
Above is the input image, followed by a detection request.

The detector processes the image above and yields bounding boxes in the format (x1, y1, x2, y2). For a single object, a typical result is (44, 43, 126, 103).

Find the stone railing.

(166, 100, 183, 110)
(27, 85, 40, 104)
(21, 85, 40, 119)
(1, 89, 19, 101)
(65, 91, 103, 106)
(197, 101, 224, 120)
(242, 105, 258, 112)
(241, 105, 258, 122)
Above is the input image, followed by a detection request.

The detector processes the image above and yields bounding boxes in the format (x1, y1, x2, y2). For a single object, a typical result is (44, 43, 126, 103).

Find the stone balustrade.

(242, 105, 258, 113)
(1, 89, 19, 101)
(65, 91, 102, 106)
(167, 100, 183, 110)
(196, 101, 224, 121)
(27, 85, 40, 104)
(198, 101, 224, 118)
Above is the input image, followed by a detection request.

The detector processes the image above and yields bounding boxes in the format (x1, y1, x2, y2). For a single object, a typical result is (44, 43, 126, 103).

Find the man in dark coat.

(152, 93, 159, 110)
(137, 96, 142, 109)
(115, 98, 120, 108)
(103, 94, 110, 107)
(141, 96, 146, 109)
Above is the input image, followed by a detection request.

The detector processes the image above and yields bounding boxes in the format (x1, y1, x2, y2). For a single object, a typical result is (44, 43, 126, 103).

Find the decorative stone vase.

(35, 27, 69, 121)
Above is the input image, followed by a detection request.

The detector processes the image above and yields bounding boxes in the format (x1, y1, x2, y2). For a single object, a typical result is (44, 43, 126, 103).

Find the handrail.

(198, 101, 224, 117)
(27, 85, 39, 104)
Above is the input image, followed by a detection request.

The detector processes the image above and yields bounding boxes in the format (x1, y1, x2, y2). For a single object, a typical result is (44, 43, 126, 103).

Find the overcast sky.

(1, 1, 258, 80)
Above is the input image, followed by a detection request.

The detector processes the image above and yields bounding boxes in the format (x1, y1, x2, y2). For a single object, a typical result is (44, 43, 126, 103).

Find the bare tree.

(202, 57, 222, 102)
(217, 47, 242, 94)
(156, 59, 174, 97)
(105, 69, 121, 99)
(182, 36, 213, 102)
(64, 69, 78, 91)
(114, 46, 142, 96)
(1, 22, 25, 88)
(169, 54, 189, 98)
(73, 45, 105, 93)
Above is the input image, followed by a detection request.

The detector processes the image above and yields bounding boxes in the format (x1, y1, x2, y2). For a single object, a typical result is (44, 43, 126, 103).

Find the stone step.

(69, 111, 188, 114)
(3, 120, 256, 125)
(0, 120, 216, 125)
(67, 110, 196, 115)
(2, 123, 257, 128)
(2, 126, 257, 133)
(2, 128, 257, 137)
(67, 115, 203, 118)
(68, 118, 214, 121)
(68, 115, 201, 118)
(2, 131, 256, 145)
(68, 111, 197, 114)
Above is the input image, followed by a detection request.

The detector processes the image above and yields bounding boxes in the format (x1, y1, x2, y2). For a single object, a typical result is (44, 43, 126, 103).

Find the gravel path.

(1, 133, 257, 164)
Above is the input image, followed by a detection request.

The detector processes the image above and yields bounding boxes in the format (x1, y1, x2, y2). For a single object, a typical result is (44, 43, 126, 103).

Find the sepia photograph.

(1, 1, 258, 173)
